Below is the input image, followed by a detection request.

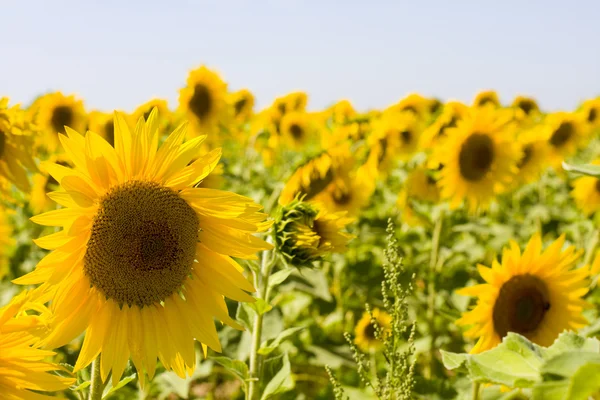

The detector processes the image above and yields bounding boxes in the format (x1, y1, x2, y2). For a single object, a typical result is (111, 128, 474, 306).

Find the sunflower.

(386, 93, 430, 118)
(433, 107, 519, 212)
(354, 308, 392, 352)
(33, 92, 86, 152)
(473, 90, 501, 108)
(571, 159, 600, 216)
(131, 99, 171, 128)
(0, 207, 13, 279)
(274, 200, 353, 266)
(273, 92, 308, 118)
(397, 167, 440, 226)
(0, 290, 75, 398)
(16, 109, 272, 385)
(514, 127, 550, 185)
(178, 66, 228, 136)
(420, 101, 468, 150)
(88, 111, 116, 146)
(543, 112, 587, 169)
(580, 98, 600, 129)
(327, 99, 357, 125)
(369, 111, 422, 173)
(511, 95, 540, 117)
(280, 111, 313, 150)
(229, 89, 255, 123)
(30, 156, 71, 214)
(311, 165, 375, 216)
(457, 234, 589, 353)
(279, 145, 353, 205)
(0, 98, 37, 192)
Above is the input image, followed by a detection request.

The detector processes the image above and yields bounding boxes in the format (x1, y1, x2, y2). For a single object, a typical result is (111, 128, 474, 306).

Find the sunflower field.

(2, 65, 600, 400)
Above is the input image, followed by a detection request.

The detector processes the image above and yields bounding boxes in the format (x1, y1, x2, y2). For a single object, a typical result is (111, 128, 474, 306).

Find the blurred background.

(2, 0, 599, 111)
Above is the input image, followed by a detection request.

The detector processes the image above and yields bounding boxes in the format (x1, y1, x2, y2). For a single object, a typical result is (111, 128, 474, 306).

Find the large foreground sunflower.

(0, 290, 75, 398)
(178, 66, 228, 136)
(433, 108, 519, 212)
(16, 109, 272, 385)
(457, 234, 589, 353)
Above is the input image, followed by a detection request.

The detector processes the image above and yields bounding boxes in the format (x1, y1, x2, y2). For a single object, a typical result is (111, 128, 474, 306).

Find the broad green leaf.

(211, 355, 249, 383)
(268, 268, 294, 288)
(260, 352, 295, 400)
(258, 326, 304, 355)
(532, 381, 570, 400)
(236, 302, 255, 332)
(566, 363, 600, 399)
(247, 298, 273, 315)
(541, 352, 600, 378)
(103, 373, 136, 399)
(562, 162, 600, 176)
(440, 350, 468, 370)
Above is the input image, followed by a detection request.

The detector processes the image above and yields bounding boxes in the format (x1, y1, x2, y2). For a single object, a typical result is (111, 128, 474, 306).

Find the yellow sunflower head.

(229, 89, 255, 122)
(280, 111, 314, 150)
(88, 110, 116, 146)
(327, 99, 357, 125)
(273, 91, 308, 118)
(514, 127, 550, 185)
(274, 199, 353, 266)
(354, 308, 392, 352)
(543, 112, 587, 169)
(420, 101, 468, 150)
(311, 165, 375, 216)
(579, 98, 600, 129)
(16, 108, 272, 385)
(0, 98, 37, 192)
(369, 111, 422, 172)
(33, 92, 87, 152)
(571, 159, 600, 216)
(386, 93, 430, 118)
(178, 65, 228, 135)
(0, 290, 75, 398)
(473, 90, 501, 108)
(433, 107, 520, 212)
(511, 95, 540, 117)
(279, 144, 353, 205)
(131, 98, 171, 129)
(457, 233, 589, 353)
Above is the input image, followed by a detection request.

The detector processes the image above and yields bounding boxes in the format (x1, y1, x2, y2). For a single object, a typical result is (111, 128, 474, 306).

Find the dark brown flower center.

(289, 124, 304, 140)
(51, 106, 74, 134)
(478, 97, 496, 107)
(104, 120, 115, 146)
(493, 274, 550, 339)
(549, 122, 574, 147)
(588, 108, 598, 123)
(458, 133, 495, 181)
(189, 84, 212, 120)
(302, 168, 334, 201)
(439, 116, 459, 137)
(234, 98, 247, 116)
(518, 144, 534, 169)
(429, 99, 442, 114)
(517, 100, 536, 115)
(84, 181, 199, 307)
(364, 323, 376, 340)
(333, 189, 351, 205)
(400, 130, 412, 145)
(595, 179, 600, 194)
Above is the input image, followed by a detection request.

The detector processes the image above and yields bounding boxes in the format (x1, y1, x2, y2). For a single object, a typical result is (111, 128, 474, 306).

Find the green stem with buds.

(247, 237, 277, 400)
(89, 354, 107, 400)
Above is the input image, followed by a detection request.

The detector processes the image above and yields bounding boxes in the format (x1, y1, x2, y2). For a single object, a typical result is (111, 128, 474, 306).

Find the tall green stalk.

(89, 354, 107, 400)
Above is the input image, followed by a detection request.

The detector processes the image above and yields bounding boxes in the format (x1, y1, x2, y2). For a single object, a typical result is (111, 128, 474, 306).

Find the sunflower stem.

(471, 382, 481, 400)
(248, 237, 277, 400)
(425, 211, 444, 379)
(89, 354, 106, 400)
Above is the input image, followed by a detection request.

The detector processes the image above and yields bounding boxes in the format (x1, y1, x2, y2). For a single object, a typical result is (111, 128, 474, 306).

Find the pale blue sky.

(2, 1, 598, 112)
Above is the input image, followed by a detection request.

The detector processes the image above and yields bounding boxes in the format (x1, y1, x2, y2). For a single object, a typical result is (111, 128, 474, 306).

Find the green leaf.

(236, 302, 255, 332)
(211, 356, 249, 383)
(268, 268, 294, 288)
(258, 326, 304, 355)
(562, 162, 600, 176)
(70, 381, 91, 391)
(440, 350, 468, 370)
(247, 298, 273, 315)
(541, 352, 600, 378)
(102, 373, 136, 399)
(260, 352, 295, 400)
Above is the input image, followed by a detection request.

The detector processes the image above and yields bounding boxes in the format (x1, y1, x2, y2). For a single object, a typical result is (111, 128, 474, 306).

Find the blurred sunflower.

(312, 166, 375, 216)
(543, 112, 586, 168)
(33, 92, 86, 151)
(433, 108, 519, 212)
(0, 207, 13, 279)
(420, 101, 468, 150)
(369, 111, 422, 173)
(327, 99, 356, 125)
(473, 90, 500, 108)
(281, 111, 313, 150)
(179, 65, 228, 136)
(0, 290, 75, 398)
(355, 309, 391, 352)
(17, 109, 272, 385)
(511, 95, 539, 117)
(275, 200, 353, 266)
(387, 93, 430, 118)
(131, 98, 171, 127)
(88, 110, 116, 146)
(0, 98, 37, 192)
(571, 159, 600, 216)
(397, 167, 440, 226)
(279, 145, 353, 205)
(229, 89, 255, 122)
(457, 234, 589, 353)
(273, 91, 308, 118)
(580, 98, 600, 129)
(514, 128, 550, 185)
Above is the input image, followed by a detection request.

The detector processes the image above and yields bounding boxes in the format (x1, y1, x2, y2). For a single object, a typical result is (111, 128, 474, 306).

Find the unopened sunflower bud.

(274, 199, 354, 267)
